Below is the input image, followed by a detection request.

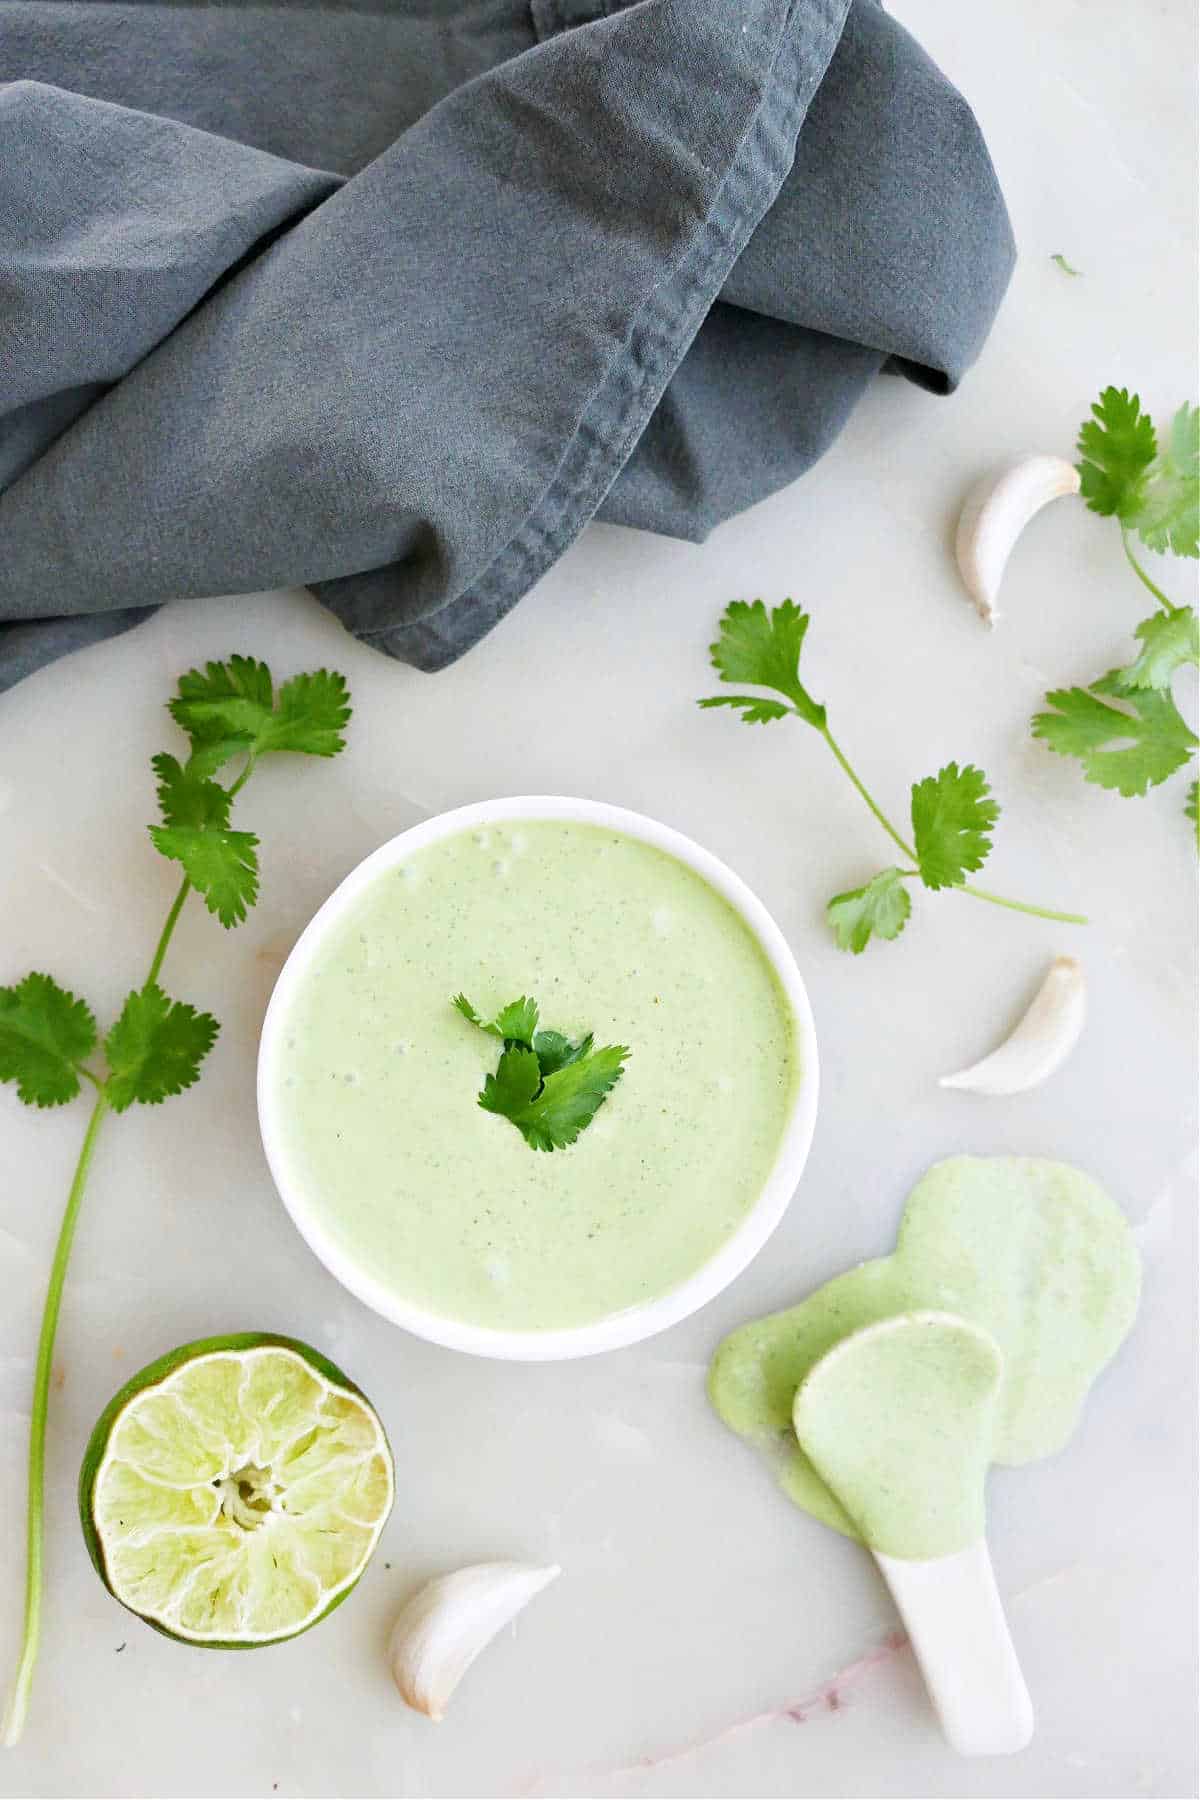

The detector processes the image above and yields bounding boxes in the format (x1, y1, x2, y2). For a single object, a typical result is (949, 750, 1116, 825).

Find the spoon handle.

(874, 1540, 1033, 1756)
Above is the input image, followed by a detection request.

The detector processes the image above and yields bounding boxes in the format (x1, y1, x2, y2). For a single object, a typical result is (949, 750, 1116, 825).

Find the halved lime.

(79, 1333, 394, 1647)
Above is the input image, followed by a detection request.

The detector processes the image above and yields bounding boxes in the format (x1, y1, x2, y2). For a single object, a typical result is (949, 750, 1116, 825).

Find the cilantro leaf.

(705, 600, 826, 728)
(173, 654, 274, 724)
(1187, 782, 1199, 852)
(451, 993, 489, 1031)
(0, 974, 98, 1107)
(255, 671, 352, 757)
(452, 993, 540, 1048)
(1077, 387, 1157, 522)
(826, 869, 912, 954)
(532, 1028, 593, 1075)
(1133, 402, 1199, 558)
(482, 1044, 629, 1152)
(697, 695, 793, 725)
(149, 824, 259, 927)
(1032, 671, 1198, 795)
(168, 656, 275, 773)
(152, 753, 231, 831)
(1051, 253, 1082, 277)
(1111, 607, 1200, 691)
(491, 997, 540, 1047)
(910, 763, 999, 890)
(104, 984, 219, 1111)
(169, 658, 350, 770)
(478, 1045, 543, 1119)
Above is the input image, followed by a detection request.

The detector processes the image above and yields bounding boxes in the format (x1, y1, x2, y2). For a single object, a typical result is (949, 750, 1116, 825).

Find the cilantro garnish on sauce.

(452, 993, 627, 1152)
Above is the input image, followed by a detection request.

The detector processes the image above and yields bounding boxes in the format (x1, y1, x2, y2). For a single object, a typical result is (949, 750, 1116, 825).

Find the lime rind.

(80, 1334, 393, 1648)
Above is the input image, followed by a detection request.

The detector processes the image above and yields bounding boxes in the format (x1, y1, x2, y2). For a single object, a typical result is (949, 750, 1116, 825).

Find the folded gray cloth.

(0, 0, 1014, 690)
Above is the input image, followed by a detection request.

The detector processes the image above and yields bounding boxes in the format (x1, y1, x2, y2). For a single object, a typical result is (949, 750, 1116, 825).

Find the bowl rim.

(256, 796, 819, 1361)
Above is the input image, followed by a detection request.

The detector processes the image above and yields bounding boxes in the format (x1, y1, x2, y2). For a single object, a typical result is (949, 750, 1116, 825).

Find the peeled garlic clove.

(955, 455, 1081, 625)
(940, 957, 1086, 1096)
(388, 1561, 561, 1720)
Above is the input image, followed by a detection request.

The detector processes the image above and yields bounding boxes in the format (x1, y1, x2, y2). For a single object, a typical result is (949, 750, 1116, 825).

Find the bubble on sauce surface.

(472, 831, 490, 848)
(392, 1040, 410, 1056)
(485, 1257, 511, 1288)
(652, 907, 673, 935)
(492, 858, 512, 878)
(508, 830, 528, 854)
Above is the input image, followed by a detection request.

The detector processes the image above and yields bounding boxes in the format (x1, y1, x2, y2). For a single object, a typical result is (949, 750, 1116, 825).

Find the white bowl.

(257, 797, 819, 1360)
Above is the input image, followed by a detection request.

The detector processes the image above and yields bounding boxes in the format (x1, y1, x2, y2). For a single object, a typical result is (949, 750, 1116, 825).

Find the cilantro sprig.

(701, 600, 1085, 953)
(1, 658, 350, 1748)
(1032, 388, 1198, 838)
(453, 993, 626, 1150)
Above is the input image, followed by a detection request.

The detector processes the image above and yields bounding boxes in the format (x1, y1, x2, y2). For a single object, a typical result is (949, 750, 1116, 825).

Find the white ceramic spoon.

(793, 1311, 1033, 1756)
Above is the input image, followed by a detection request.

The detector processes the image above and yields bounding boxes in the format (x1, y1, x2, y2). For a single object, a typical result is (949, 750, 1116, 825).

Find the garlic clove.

(955, 455, 1081, 625)
(939, 957, 1086, 1096)
(388, 1561, 561, 1721)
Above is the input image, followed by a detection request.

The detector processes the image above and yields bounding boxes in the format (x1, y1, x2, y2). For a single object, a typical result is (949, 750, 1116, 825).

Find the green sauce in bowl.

(258, 801, 817, 1358)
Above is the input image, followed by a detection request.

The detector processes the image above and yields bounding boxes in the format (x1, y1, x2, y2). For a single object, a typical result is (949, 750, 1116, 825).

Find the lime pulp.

(79, 1334, 394, 1645)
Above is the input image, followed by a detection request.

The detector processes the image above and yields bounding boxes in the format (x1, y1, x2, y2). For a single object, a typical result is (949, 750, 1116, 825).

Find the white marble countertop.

(2, 3, 1196, 1795)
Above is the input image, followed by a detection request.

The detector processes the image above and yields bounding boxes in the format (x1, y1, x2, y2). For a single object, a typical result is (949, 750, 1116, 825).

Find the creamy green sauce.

(268, 821, 799, 1331)
(793, 1314, 1002, 1559)
(709, 1157, 1141, 1545)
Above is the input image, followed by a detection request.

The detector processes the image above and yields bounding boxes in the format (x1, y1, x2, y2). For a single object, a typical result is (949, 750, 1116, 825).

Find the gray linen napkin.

(0, 0, 1013, 690)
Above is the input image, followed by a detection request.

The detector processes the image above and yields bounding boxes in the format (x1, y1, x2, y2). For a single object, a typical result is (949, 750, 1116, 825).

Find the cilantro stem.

(818, 728, 1087, 926)
(145, 876, 191, 988)
(2, 1092, 109, 1748)
(226, 756, 256, 799)
(959, 883, 1089, 924)
(821, 728, 919, 862)
(1121, 528, 1173, 614)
